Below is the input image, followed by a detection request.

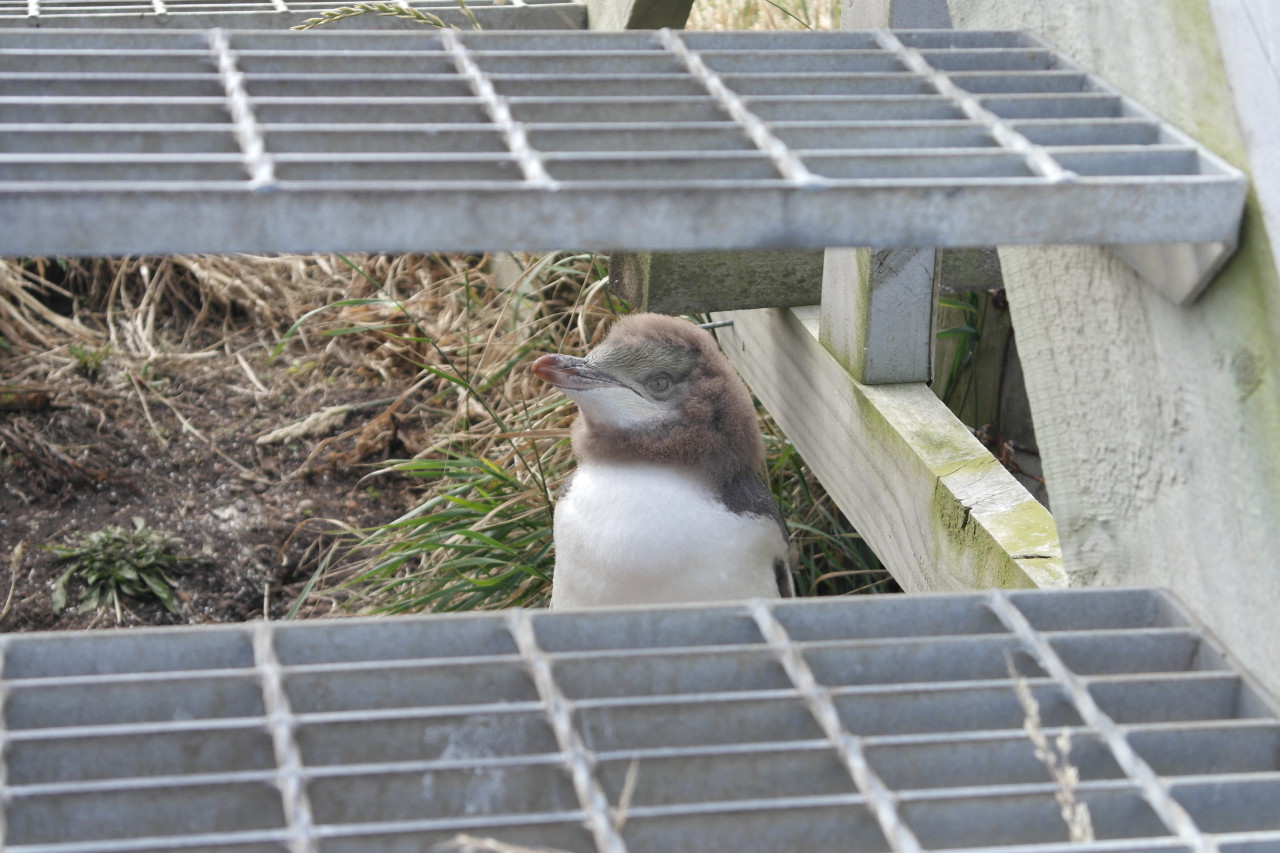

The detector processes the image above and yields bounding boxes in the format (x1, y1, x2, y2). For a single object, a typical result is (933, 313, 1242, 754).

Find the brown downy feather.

(570, 313, 765, 490)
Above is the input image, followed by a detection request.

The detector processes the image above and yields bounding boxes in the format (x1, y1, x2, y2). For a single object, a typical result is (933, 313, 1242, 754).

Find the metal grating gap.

(659, 28, 812, 185)
(440, 27, 552, 188)
(873, 28, 1073, 183)
(988, 593, 1214, 853)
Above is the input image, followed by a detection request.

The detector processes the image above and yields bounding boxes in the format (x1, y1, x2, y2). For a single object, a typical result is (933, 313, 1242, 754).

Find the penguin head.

(532, 317, 698, 430)
(533, 313, 763, 480)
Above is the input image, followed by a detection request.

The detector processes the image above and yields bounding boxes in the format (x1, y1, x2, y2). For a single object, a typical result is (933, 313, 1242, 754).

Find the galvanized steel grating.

(1, 587, 1279, 852)
(0, 28, 1247, 260)
(0, 0, 587, 31)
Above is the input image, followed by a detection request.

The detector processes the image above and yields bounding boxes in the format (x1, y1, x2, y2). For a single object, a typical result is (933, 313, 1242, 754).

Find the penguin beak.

(532, 354, 623, 391)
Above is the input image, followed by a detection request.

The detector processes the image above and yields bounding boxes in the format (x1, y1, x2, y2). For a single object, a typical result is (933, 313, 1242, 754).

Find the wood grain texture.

(952, 0, 1280, 696)
(843, 0, 951, 28)
(1210, 0, 1280, 281)
(717, 306, 1064, 593)
(820, 247, 936, 384)
(611, 251, 824, 314)
(586, 0, 693, 29)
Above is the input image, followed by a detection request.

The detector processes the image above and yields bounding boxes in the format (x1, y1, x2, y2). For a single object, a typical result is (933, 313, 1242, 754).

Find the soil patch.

(2, 316, 425, 633)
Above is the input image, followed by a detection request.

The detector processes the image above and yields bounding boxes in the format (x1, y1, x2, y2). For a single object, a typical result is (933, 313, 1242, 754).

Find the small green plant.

(935, 293, 982, 411)
(67, 341, 111, 379)
(764, 423, 892, 596)
(49, 517, 186, 621)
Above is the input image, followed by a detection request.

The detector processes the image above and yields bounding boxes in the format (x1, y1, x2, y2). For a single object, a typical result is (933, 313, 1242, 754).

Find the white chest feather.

(550, 462, 787, 609)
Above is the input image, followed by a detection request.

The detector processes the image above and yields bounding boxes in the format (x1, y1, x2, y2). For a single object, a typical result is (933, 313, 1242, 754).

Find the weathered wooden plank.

(610, 248, 998, 314)
(586, 0, 694, 30)
(1209, 0, 1280, 278)
(939, 248, 1003, 294)
(820, 246, 936, 385)
(716, 305, 1065, 592)
(610, 251, 824, 314)
(613, 246, 937, 385)
(844, 0, 952, 28)
(950, 0, 1280, 696)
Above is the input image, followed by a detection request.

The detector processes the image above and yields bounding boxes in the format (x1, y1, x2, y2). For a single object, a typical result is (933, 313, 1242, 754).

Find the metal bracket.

(1110, 240, 1240, 305)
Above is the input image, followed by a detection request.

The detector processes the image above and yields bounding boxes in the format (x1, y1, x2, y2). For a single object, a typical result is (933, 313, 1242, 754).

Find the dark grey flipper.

(720, 467, 795, 597)
(773, 556, 796, 598)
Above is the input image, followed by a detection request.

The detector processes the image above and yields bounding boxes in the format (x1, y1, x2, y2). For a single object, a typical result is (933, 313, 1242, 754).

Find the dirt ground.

(0, 257, 456, 633)
(0, 351, 426, 632)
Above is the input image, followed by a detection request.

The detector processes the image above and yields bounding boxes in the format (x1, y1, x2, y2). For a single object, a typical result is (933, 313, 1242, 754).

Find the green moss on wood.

(850, 375, 1064, 591)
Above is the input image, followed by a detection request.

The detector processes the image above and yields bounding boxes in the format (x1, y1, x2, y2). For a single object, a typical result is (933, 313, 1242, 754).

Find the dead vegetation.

(1, 248, 890, 630)
(0, 252, 566, 627)
(0, 0, 874, 627)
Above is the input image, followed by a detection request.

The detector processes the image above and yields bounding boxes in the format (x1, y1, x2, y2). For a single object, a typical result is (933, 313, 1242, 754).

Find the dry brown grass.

(687, 0, 838, 31)
(4, 263, 888, 616)
(1, 251, 620, 616)
(2, 0, 890, 614)
(287, 252, 626, 613)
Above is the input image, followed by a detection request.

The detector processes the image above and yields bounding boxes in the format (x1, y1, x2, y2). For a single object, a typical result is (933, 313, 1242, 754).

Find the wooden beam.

(586, 0, 694, 30)
(843, 0, 951, 29)
(611, 250, 823, 314)
(951, 0, 1280, 698)
(939, 247, 1003, 293)
(610, 249, 995, 315)
(716, 305, 1065, 592)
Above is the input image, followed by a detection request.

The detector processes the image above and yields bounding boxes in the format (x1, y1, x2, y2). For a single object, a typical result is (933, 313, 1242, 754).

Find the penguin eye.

(645, 375, 672, 395)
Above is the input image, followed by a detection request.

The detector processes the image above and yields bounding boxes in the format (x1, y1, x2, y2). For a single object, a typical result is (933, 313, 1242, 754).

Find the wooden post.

(948, 0, 1280, 697)
(820, 247, 936, 385)
(586, 0, 694, 30)
(821, 6, 945, 389)
(611, 250, 823, 314)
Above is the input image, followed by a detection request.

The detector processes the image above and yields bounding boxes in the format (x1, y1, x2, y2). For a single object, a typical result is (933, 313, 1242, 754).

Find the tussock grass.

(0, 260, 100, 354)
(300, 252, 619, 613)
(0, 255, 350, 363)
(283, 253, 890, 613)
(2, 246, 891, 616)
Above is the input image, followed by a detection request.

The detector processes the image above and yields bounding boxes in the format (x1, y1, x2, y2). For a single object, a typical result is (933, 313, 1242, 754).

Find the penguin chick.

(532, 313, 794, 609)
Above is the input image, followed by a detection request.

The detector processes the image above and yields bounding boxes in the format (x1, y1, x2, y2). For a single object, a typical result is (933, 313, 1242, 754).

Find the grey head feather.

(567, 313, 767, 487)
